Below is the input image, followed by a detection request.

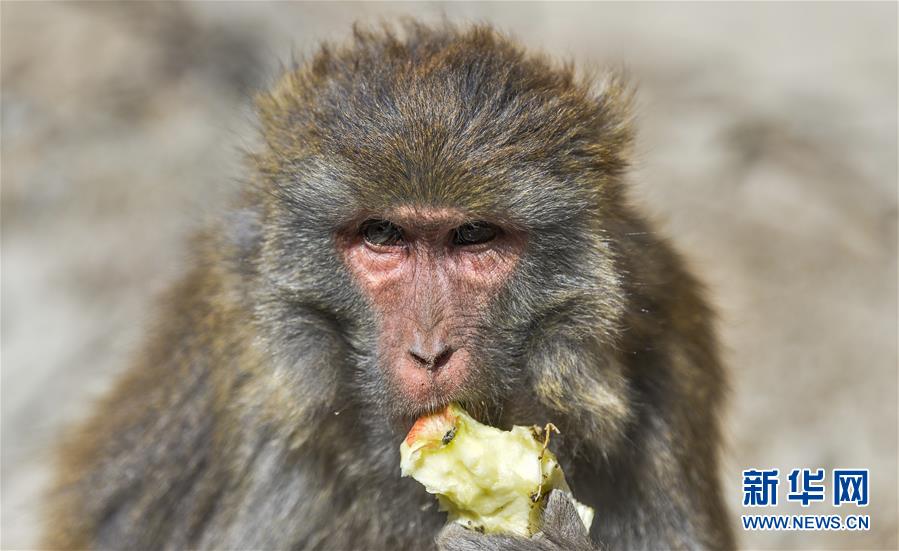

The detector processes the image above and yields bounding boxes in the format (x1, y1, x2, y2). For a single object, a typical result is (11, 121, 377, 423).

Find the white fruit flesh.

(400, 403, 594, 537)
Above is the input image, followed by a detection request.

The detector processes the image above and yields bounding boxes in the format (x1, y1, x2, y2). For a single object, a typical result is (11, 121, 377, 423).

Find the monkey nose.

(408, 342, 454, 372)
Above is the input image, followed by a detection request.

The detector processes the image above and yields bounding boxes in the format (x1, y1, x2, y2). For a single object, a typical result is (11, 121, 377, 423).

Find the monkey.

(44, 22, 734, 550)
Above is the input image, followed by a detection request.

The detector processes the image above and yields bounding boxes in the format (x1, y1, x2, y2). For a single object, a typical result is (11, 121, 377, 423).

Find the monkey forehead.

(256, 23, 633, 228)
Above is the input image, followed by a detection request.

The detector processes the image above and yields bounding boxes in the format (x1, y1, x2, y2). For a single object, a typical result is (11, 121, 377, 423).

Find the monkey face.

(252, 25, 633, 428)
(335, 205, 527, 416)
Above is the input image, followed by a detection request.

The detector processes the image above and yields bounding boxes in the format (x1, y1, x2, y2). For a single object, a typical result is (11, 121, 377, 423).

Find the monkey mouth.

(393, 391, 499, 437)
(395, 391, 458, 423)
(382, 352, 500, 432)
(386, 360, 472, 413)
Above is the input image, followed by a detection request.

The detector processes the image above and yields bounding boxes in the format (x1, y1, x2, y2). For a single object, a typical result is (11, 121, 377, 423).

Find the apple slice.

(400, 403, 594, 537)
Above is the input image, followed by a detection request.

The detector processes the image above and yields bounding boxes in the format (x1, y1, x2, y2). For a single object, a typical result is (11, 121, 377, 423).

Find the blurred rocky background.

(2, 2, 896, 549)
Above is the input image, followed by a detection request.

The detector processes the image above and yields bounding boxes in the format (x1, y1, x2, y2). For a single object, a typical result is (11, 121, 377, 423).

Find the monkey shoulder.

(43, 256, 258, 549)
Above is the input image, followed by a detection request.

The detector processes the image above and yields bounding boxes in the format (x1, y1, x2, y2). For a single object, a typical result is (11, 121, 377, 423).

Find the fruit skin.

(400, 404, 594, 537)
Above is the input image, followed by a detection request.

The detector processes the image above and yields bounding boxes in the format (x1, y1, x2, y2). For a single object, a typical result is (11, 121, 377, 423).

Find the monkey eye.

(360, 219, 404, 247)
(452, 222, 498, 246)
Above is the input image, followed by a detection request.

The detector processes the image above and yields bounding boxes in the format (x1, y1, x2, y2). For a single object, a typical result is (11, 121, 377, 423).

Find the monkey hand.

(436, 490, 596, 551)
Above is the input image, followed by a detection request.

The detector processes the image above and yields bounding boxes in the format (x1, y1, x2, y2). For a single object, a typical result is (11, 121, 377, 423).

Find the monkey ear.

(588, 68, 637, 175)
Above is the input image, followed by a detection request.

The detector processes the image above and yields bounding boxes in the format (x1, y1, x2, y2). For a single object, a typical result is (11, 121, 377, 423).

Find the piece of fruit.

(400, 403, 594, 537)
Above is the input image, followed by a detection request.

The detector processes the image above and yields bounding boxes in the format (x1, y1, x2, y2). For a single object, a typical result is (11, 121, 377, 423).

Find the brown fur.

(45, 22, 733, 550)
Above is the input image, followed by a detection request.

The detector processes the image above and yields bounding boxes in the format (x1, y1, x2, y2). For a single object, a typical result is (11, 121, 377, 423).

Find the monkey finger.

(436, 524, 497, 551)
(537, 490, 593, 547)
(436, 523, 547, 551)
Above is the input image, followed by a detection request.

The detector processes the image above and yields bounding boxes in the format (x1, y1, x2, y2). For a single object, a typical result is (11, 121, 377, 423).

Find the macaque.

(45, 22, 734, 550)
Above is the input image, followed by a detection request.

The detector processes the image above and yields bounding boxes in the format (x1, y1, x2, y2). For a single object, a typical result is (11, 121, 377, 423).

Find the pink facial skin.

(336, 206, 526, 412)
